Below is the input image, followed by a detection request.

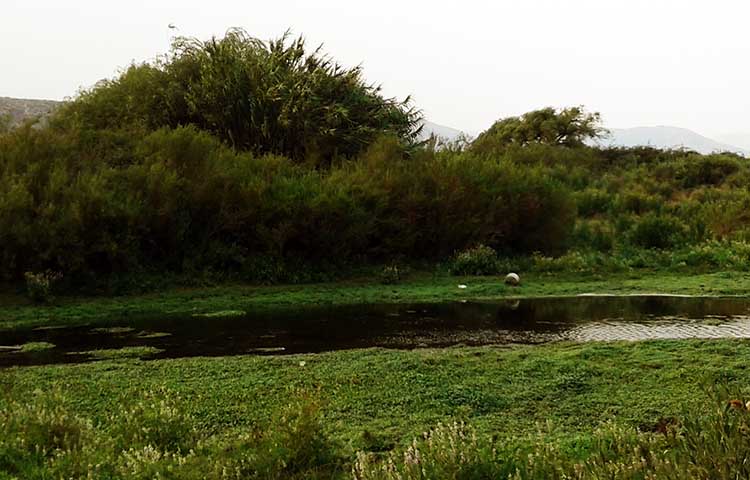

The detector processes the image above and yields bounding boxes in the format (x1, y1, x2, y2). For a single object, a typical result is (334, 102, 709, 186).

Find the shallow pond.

(2, 295, 750, 366)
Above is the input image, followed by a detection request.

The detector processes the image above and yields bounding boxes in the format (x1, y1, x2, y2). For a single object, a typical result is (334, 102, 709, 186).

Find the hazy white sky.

(2, 0, 749, 135)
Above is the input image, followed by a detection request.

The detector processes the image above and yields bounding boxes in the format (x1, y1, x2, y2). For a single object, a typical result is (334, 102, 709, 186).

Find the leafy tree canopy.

(58, 29, 422, 165)
(471, 106, 606, 153)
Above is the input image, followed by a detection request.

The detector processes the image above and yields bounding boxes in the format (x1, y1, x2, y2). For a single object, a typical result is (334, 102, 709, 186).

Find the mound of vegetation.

(59, 29, 421, 164)
(2, 30, 750, 290)
(0, 30, 578, 288)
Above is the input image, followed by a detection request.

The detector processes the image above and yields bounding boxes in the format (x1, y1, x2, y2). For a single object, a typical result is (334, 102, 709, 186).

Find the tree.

(58, 29, 422, 165)
(471, 106, 606, 153)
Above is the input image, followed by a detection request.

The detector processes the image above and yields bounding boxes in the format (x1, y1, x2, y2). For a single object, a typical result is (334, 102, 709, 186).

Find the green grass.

(3, 269, 750, 330)
(4, 339, 750, 454)
(5, 267, 750, 477)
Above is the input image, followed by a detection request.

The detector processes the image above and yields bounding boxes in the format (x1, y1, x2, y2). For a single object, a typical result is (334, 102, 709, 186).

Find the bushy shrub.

(23, 270, 62, 303)
(0, 127, 577, 285)
(218, 395, 341, 479)
(450, 245, 498, 276)
(379, 264, 403, 285)
(672, 241, 750, 270)
(0, 388, 341, 480)
(575, 188, 612, 217)
(61, 29, 421, 164)
(572, 220, 614, 252)
(107, 389, 198, 453)
(630, 214, 688, 249)
(532, 251, 592, 272)
(614, 191, 662, 215)
(0, 390, 92, 476)
(679, 154, 740, 187)
(471, 106, 605, 153)
(354, 389, 750, 480)
(353, 422, 502, 480)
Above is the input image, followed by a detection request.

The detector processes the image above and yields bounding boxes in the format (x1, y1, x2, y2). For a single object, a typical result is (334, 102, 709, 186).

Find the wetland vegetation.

(3, 29, 750, 478)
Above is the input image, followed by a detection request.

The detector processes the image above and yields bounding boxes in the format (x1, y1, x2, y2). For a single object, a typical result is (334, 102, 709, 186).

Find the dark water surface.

(3, 295, 750, 367)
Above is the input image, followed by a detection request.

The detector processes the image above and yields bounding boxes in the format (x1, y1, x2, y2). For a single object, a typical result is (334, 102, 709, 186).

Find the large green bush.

(0, 126, 576, 284)
(58, 29, 421, 164)
(450, 245, 499, 276)
(630, 214, 688, 250)
(7, 29, 750, 287)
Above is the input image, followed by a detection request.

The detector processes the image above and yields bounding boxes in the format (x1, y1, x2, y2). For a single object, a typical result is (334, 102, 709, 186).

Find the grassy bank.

(3, 269, 750, 330)
(2, 339, 750, 478)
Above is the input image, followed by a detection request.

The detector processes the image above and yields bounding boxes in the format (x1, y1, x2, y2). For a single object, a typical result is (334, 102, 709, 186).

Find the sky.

(2, 0, 749, 136)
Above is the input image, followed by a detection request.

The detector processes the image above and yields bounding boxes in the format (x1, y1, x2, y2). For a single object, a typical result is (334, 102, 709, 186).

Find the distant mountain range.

(714, 132, 750, 152)
(419, 121, 467, 143)
(2, 97, 747, 156)
(596, 126, 749, 156)
(421, 120, 749, 156)
(0, 96, 60, 128)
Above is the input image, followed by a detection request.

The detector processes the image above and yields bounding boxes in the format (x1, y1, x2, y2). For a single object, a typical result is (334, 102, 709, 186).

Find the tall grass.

(354, 392, 750, 480)
(4, 387, 750, 479)
(0, 389, 342, 479)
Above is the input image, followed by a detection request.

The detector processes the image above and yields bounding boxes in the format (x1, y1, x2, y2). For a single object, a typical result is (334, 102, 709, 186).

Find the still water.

(2, 295, 750, 367)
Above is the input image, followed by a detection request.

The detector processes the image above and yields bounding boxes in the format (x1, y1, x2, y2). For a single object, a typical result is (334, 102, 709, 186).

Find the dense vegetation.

(3, 341, 750, 479)
(2, 29, 750, 292)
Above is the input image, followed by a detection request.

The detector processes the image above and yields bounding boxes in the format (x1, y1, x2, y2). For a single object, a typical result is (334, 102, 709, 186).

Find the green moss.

(79, 346, 163, 360)
(19, 342, 55, 352)
(192, 310, 246, 318)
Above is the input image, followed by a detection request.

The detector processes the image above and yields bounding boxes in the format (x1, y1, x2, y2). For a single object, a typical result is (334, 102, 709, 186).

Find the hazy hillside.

(0, 97, 60, 128)
(419, 121, 467, 143)
(596, 126, 748, 156)
(715, 132, 750, 152)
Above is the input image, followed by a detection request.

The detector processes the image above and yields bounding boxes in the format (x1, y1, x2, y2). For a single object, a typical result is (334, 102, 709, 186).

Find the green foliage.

(6, 59, 750, 290)
(7, 339, 750, 478)
(23, 270, 62, 303)
(107, 388, 198, 453)
(575, 188, 612, 217)
(61, 29, 421, 164)
(0, 390, 91, 477)
(0, 388, 340, 480)
(354, 391, 750, 480)
(679, 154, 740, 188)
(471, 106, 605, 154)
(572, 220, 614, 252)
(0, 126, 575, 286)
(630, 214, 687, 250)
(614, 191, 662, 214)
(450, 244, 499, 276)
(379, 264, 403, 285)
(353, 421, 501, 479)
(671, 241, 750, 270)
(221, 395, 342, 479)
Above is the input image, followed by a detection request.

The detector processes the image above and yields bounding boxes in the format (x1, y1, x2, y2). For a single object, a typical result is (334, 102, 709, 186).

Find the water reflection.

(1, 295, 750, 367)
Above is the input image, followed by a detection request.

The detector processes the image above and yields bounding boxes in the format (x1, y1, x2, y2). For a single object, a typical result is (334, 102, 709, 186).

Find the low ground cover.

(2, 339, 750, 478)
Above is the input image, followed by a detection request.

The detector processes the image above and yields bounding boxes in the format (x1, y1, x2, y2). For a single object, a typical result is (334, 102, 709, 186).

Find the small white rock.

(458, 284, 468, 289)
(504, 273, 520, 286)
